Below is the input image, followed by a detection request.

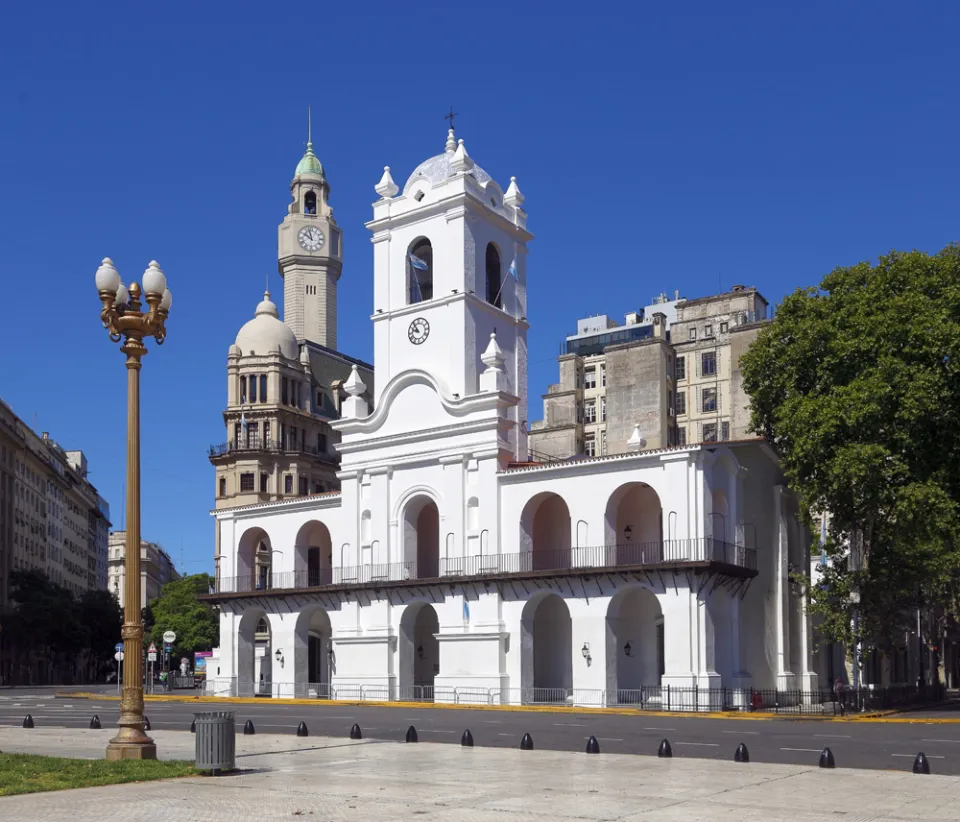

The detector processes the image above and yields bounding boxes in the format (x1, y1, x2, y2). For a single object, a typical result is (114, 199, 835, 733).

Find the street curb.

(57, 692, 907, 722)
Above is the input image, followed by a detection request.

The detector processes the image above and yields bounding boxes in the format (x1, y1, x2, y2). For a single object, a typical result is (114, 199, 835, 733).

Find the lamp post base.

(105, 737, 158, 761)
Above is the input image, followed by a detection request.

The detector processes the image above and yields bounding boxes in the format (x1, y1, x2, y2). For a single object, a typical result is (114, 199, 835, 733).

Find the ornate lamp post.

(95, 257, 171, 760)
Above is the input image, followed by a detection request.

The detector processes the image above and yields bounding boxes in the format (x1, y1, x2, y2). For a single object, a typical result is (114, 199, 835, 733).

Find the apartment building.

(108, 530, 180, 611)
(529, 286, 770, 458)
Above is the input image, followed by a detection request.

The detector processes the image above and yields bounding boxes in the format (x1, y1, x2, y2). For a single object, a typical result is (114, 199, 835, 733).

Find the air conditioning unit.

(668, 407, 675, 417)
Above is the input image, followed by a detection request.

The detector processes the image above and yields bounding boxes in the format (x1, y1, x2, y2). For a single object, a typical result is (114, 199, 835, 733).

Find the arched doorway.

(295, 607, 332, 698)
(399, 602, 440, 700)
(604, 483, 662, 565)
(605, 587, 664, 705)
(519, 493, 571, 572)
(402, 495, 439, 579)
(237, 527, 273, 592)
(295, 521, 333, 587)
(521, 593, 572, 703)
(237, 609, 272, 697)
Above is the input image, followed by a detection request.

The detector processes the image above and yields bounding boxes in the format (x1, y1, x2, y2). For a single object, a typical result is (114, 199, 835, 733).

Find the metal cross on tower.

(445, 106, 457, 130)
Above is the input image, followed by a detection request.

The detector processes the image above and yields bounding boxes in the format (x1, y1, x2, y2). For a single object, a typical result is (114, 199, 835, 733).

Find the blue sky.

(0, 3, 956, 577)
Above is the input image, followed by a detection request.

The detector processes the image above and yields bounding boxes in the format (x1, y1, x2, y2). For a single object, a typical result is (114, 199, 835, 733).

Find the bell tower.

(278, 109, 343, 348)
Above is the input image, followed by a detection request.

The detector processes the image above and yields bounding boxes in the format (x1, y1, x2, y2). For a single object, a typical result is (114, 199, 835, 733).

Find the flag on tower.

(408, 252, 429, 302)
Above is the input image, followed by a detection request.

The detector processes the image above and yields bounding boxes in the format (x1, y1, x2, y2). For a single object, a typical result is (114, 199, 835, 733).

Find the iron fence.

(200, 679, 944, 714)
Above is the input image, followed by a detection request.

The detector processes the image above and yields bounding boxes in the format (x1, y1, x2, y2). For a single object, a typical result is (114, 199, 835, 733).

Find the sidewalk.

(2, 728, 960, 821)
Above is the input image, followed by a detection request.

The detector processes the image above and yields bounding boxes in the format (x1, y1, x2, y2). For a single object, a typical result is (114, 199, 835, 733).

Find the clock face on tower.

(298, 225, 325, 252)
(408, 317, 430, 345)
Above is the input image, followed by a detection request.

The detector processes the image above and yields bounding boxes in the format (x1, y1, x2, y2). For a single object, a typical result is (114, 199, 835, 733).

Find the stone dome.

(404, 129, 492, 190)
(294, 141, 324, 177)
(234, 291, 299, 360)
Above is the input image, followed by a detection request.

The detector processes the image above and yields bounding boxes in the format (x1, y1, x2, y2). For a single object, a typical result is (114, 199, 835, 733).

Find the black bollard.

(244, 719, 256, 735)
(405, 725, 418, 743)
(89, 715, 101, 730)
(461, 729, 474, 747)
(520, 732, 534, 751)
(22, 714, 34, 729)
(913, 752, 931, 774)
(586, 735, 600, 754)
(350, 723, 363, 740)
(734, 742, 750, 763)
(190, 718, 196, 734)
(658, 738, 673, 758)
(296, 721, 308, 737)
(143, 716, 151, 732)
(819, 747, 835, 769)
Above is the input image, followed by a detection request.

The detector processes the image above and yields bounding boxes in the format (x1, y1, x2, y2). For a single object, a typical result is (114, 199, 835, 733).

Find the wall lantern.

(275, 648, 284, 668)
(417, 645, 424, 659)
(624, 525, 633, 541)
(581, 642, 590, 660)
(624, 641, 633, 657)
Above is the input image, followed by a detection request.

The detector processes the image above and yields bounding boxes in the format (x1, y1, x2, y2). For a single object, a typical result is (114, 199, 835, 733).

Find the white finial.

(375, 165, 399, 198)
(479, 331, 509, 393)
(445, 128, 457, 153)
(255, 290, 279, 318)
(481, 331, 504, 368)
(504, 175, 525, 208)
(627, 424, 646, 452)
(344, 364, 367, 397)
(451, 138, 474, 173)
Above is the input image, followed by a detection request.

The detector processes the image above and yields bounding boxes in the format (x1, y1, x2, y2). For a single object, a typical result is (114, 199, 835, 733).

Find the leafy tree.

(741, 244, 960, 652)
(148, 574, 218, 662)
(78, 589, 122, 672)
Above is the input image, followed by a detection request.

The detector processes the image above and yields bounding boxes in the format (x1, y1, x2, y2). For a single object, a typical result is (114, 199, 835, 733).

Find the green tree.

(148, 574, 218, 661)
(741, 245, 960, 652)
(78, 589, 122, 673)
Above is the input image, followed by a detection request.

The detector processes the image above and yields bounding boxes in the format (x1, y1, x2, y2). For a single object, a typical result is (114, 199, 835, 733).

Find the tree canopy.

(741, 244, 960, 649)
(148, 573, 217, 660)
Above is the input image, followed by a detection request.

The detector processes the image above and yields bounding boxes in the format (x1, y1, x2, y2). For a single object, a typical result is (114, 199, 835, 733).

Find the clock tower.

(278, 116, 343, 348)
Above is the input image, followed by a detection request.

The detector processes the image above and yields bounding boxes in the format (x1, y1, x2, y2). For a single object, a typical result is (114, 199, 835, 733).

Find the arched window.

(486, 243, 501, 308)
(304, 191, 317, 215)
(407, 238, 433, 304)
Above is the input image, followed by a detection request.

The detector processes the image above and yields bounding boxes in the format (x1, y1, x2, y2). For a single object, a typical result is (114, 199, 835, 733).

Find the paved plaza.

(2, 728, 960, 821)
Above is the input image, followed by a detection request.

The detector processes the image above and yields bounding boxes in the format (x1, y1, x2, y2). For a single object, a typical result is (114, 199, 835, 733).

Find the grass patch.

(0, 753, 197, 796)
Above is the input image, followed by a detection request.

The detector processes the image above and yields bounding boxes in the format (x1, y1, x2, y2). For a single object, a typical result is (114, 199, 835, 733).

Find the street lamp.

(96, 257, 171, 761)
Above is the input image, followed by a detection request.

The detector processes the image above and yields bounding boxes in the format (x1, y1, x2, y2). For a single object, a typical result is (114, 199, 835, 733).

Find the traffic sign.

(147, 651, 157, 662)
(115, 642, 124, 653)
(162, 630, 176, 644)
(164, 644, 172, 653)
(114, 651, 124, 661)
(148, 642, 157, 654)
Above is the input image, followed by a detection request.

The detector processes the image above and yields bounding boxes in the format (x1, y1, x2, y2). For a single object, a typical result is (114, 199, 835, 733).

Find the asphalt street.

(1, 690, 959, 774)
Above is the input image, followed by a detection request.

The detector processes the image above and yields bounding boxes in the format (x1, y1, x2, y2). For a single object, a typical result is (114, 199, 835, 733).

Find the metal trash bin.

(194, 711, 236, 774)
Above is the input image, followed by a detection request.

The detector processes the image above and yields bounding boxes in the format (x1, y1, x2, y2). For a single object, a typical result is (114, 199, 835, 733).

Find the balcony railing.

(208, 439, 333, 459)
(212, 538, 755, 594)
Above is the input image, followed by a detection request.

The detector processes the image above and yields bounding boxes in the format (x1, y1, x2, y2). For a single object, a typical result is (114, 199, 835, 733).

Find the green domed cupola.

(295, 141, 324, 177)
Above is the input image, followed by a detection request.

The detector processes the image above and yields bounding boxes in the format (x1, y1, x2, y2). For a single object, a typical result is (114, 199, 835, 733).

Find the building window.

(218, 477, 226, 497)
(314, 481, 323, 494)
(317, 433, 327, 453)
(704, 324, 713, 337)
(240, 376, 247, 403)
(584, 367, 597, 389)
(259, 374, 267, 402)
(675, 356, 685, 380)
(584, 434, 596, 457)
(721, 421, 730, 441)
(408, 237, 433, 303)
(720, 321, 728, 334)
(299, 476, 308, 496)
(486, 243, 502, 308)
(260, 473, 268, 493)
(294, 381, 300, 409)
(702, 387, 717, 412)
(601, 364, 606, 387)
(284, 475, 293, 494)
(584, 400, 597, 423)
(601, 396, 607, 421)
(676, 391, 686, 416)
(701, 351, 716, 376)
(249, 375, 258, 403)
(304, 190, 317, 215)
(688, 328, 697, 341)
(702, 422, 718, 442)
(239, 473, 255, 492)
(678, 426, 688, 446)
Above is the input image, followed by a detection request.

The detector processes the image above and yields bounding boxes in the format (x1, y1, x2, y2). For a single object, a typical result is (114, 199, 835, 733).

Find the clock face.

(408, 317, 430, 345)
(298, 225, 325, 252)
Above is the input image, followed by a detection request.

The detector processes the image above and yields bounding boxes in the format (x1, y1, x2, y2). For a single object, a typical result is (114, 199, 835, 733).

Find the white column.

(268, 612, 297, 698)
(774, 485, 796, 690)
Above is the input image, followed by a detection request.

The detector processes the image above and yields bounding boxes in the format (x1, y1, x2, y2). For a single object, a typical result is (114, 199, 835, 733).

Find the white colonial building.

(206, 127, 816, 709)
